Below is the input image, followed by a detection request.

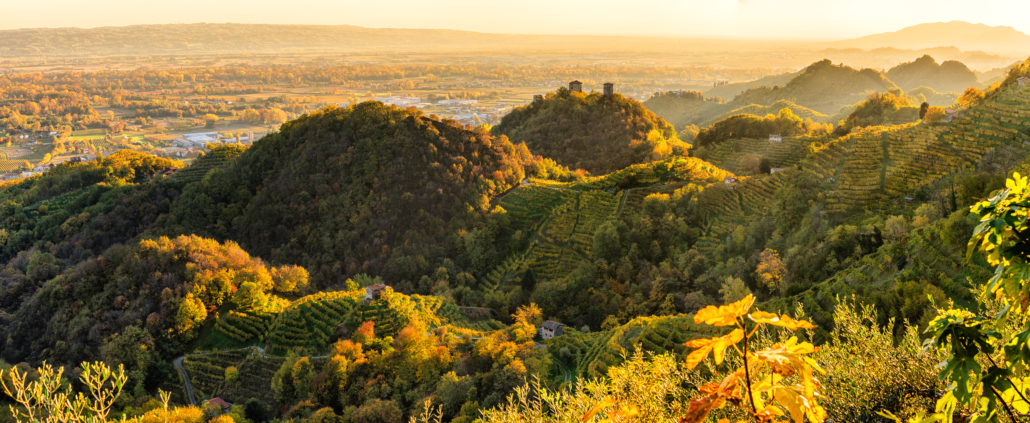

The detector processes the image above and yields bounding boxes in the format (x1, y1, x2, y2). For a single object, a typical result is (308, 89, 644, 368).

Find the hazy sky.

(3, 0, 1029, 39)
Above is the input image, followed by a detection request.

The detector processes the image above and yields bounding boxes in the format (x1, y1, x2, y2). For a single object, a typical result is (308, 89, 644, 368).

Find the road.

(554, 357, 574, 384)
(172, 356, 198, 406)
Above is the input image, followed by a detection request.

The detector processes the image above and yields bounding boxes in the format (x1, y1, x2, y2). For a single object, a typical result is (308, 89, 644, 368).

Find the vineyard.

(546, 314, 722, 380)
(212, 289, 479, 355)
(703, 136, 812, 174)
(173, 144, 247, 183)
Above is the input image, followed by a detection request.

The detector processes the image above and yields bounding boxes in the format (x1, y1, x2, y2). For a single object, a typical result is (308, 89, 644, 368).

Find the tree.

(918, 102, 930, 119)
(203, 114, 219, 129)
(233, 281, 267, 311)
(225, 366, 238, 384)
(352, 399, 403, 423)
(719, 276, 751, 304)
(272, 265, 310, 294)
(958, 87, 985, 109)
(292, 358, 314, 400)
(923, 106, 946, 125)
(175, 294, 207, 335)
(592, 221, 621, 262)
(756, 249, 786, 291)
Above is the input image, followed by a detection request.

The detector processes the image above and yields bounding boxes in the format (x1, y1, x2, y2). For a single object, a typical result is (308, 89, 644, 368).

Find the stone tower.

(533, 94, 543, 103)
(569, 80, 582, 93)
(603, 82, 614, 98)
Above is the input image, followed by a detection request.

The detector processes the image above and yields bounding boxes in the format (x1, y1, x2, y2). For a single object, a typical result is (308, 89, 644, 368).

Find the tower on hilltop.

(569, 80, 582, 93)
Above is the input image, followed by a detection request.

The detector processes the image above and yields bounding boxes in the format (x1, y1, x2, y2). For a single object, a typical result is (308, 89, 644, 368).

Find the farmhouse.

(769, 134, 782, 142)
(1019, 77, 1029, 89)
(539, 321, 565, 339)
(364, 283, 389, 303)
(723, 176, 738, 186)
(770, 167, 788, 174)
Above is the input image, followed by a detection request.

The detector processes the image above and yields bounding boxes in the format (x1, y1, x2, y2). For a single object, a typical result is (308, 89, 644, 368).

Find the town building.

(539, 321, 565, 339)
(364, 283, 389, 303)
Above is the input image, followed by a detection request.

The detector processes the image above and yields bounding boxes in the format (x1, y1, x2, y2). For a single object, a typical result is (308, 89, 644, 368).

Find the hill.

(492, 88, 686, 174)
(162, 102, 538, 286)
(828, 21, 1030, 56)
(704, 72, 799, 101)
(698, 99, 836, 127)
(729, 59, 898, 114)
(885, 55, 980, 92)
(640, 91, 714, 130)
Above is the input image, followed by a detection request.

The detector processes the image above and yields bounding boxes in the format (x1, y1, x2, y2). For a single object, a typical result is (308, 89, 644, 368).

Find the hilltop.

(885, 55, 981, 92)
(730, 59, 898, 114)
(828, 21, 1030, 56)
(493, 88, 686, 174)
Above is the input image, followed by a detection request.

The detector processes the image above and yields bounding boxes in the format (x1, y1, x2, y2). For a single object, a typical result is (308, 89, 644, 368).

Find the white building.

(437, 99, 478, 106)
(374, 96, 423, 107)
(769, 134, 782, 143)
(1019, 77, 1029, 89)
(174, 132, 221, 148)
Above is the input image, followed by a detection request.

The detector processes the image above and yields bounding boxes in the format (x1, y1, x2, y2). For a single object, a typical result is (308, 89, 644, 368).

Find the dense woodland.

(493, 89, 687, 174)
(0, 53, 1030, 423)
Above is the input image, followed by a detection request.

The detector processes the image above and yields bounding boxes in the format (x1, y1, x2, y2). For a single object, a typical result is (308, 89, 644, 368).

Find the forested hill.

(159, 102, 540, 285)
(730, 59, 899, 114)
(493, 89, 687, 174)
(886, 54, 981, 92)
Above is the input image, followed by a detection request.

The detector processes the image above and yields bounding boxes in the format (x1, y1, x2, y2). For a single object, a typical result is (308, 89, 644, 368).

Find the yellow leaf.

(581, 396, 618, 422)
(694, 294, 755, 326)
(749, 311, 817, 330)
(684, 329, 744, 369)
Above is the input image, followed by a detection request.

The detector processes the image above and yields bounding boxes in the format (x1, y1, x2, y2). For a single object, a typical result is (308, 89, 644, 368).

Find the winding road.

(172, 356, 198, 406)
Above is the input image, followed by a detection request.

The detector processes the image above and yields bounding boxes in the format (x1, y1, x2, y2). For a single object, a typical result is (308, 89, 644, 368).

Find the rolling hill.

(729, 59, 898, 114)
(885, 55, 981, 92)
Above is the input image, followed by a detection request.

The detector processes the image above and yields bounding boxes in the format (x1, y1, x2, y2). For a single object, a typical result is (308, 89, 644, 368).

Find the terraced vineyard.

(181, 349, 251, 400)
(263, 291, 363, 354)
(173, 144, 247, 183)
(704, 136, 812, 174)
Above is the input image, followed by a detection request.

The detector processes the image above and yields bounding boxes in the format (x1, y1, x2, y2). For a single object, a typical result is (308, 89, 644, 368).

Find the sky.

(2, 0, 1029, 39)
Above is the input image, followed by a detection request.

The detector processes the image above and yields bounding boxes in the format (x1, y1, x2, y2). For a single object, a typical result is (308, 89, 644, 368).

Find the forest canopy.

(493, 88, 687, 174)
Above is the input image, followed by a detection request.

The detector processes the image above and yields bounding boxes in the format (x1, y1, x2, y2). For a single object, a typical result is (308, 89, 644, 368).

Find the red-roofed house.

(207, 398, 231, 411)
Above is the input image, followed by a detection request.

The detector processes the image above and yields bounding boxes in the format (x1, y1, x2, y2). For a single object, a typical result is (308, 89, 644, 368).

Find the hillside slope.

(885, 55, 980, 92)
(493, 89, 686, 174)
(730, 59, 898, 114)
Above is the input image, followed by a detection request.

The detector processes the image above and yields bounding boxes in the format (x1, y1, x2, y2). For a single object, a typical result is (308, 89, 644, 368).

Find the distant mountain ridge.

(829, 21, 1030, 56)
